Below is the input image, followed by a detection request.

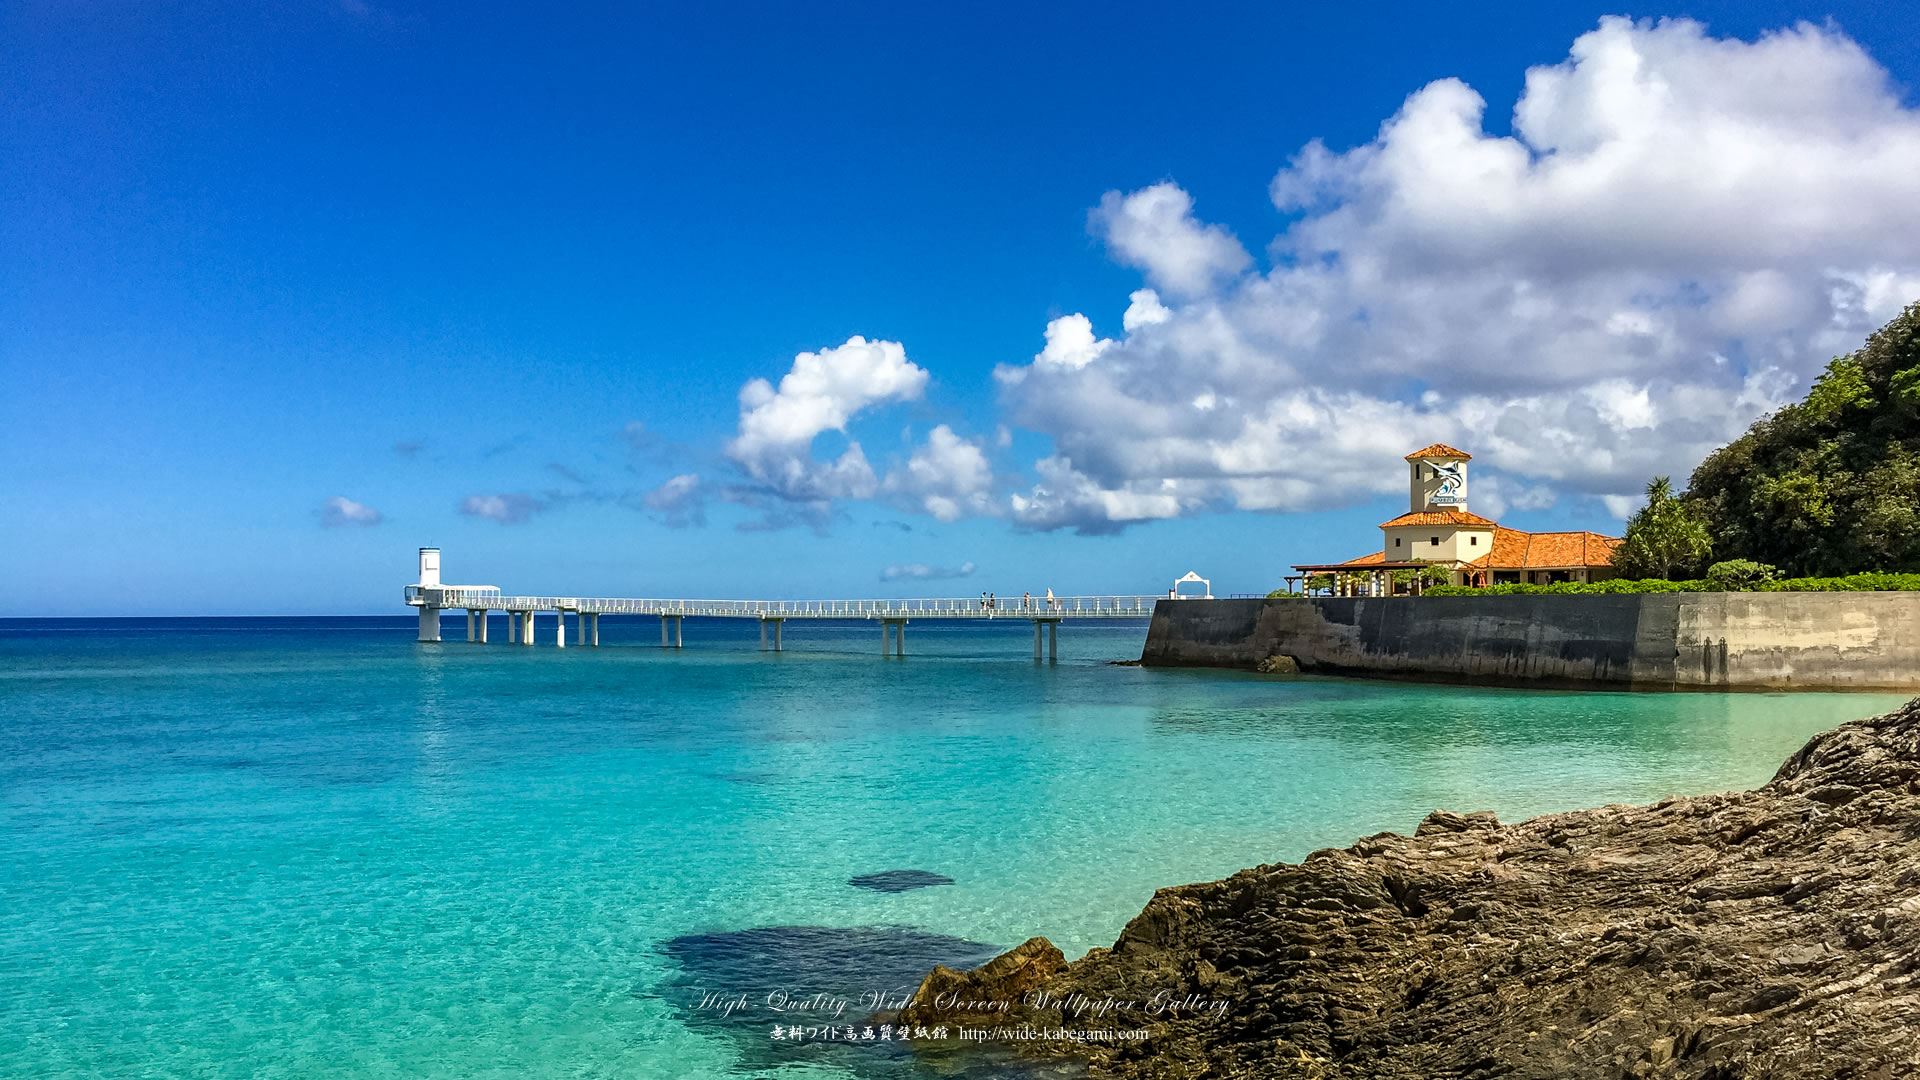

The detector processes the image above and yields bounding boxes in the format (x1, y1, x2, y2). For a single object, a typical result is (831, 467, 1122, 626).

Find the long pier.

(404, 549, 1166, 659)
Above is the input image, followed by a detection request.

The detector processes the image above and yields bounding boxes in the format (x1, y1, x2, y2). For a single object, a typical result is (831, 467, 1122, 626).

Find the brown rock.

(894, 936, 1065, 1029)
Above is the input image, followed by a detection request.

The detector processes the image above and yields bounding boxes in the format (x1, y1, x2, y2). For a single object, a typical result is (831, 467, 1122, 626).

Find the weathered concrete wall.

(1141, 593, 1920, 690)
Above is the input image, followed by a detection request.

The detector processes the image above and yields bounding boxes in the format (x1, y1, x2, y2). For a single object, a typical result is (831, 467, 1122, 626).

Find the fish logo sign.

(1430, 461, 1466, 505)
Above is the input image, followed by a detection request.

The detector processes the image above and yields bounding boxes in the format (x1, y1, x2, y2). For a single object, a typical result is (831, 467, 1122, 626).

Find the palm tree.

(1613, 476, 1713, 579)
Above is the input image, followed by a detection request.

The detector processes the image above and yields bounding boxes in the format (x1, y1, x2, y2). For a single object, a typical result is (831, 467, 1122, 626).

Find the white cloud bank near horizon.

(652, 17, 1920, 536)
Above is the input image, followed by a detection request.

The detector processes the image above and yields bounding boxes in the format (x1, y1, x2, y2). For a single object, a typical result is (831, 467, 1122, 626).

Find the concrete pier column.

(896, 620, 904, 657)
(555, 611, 566, 648)
(575, 611, 588, 646)
(1032, 620, 1042, 660)
(418, 605, 442, 643)
(476, 610, 489, 643)
(1049, 620, 1058, 661)
(881, 621, 891, 654)
(521, 610, 535, 646)
(591, 613, 599, 647)
(774, 619, 783, 652)
(507, 611, 517, 643)
(674, 615, 683, 649)
(661, 615, 669, 647)
(466, 610, 477, 642)
(760, 620, 768, 652)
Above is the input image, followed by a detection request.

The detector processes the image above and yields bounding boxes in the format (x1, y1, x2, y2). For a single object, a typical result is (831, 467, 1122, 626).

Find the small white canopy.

(1171, 571, 1212, 599)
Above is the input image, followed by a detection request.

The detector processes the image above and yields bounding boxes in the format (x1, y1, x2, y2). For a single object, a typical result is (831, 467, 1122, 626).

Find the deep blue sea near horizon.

(2, 616, 1907, 1078)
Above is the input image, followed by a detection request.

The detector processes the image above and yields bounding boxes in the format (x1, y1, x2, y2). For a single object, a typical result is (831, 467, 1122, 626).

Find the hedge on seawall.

(1422, 572, 1920, 597)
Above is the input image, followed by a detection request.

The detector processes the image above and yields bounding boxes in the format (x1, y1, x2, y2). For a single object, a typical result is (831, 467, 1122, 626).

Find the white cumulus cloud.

(725, 336, 929, 525)
(884, 425, 997, 522)
(1090, 182, 1252, 297)
(996, 17, 1920, 533)
(880, 561, 977, 581)
(459, 493, 546, 525)
(641, 473, 706, 528)
(318, 496, 383, 527)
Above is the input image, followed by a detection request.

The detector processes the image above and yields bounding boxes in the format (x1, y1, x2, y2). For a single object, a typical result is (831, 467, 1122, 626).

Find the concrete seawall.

(1140, 593, 1920, 690)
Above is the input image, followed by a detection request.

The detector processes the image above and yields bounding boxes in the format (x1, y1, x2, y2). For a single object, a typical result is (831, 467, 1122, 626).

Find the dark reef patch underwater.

(848, 870, 956, 892)
(657, 924, 1079, 1077)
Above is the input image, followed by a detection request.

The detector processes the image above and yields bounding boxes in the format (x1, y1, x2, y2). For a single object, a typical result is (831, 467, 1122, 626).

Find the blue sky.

(5, 2, 1919, 615)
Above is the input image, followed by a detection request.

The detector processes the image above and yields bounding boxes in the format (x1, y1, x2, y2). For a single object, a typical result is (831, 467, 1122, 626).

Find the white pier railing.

(404, 586, 1161, 619)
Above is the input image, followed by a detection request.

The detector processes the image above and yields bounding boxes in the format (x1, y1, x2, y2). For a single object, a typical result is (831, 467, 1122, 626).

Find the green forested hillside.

(1686, 301, 1920, 576)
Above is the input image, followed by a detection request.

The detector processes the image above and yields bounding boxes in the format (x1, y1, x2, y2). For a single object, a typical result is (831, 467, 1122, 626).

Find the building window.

(1393, 538, 1401, 547)
(1430, 536, 1440, 545)
(1470, 536, 1478, 546)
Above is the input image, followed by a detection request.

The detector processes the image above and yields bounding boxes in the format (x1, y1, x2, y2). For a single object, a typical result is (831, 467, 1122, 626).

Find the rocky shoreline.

(895, 697, 1920, 1078)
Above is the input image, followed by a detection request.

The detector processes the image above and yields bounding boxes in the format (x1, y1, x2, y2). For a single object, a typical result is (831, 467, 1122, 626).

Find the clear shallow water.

(1, 616, 1906, 1078)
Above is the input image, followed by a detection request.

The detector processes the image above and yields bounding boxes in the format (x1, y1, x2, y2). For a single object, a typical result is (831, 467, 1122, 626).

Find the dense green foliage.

(1685, 301, 1920, 575)
(1425, 571, 1920, 597)
(1703, 559, 1778, 588)
(1612, 476, 1714, 578)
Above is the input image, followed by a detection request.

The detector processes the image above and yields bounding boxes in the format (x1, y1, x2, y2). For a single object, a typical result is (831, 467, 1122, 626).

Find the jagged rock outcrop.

(905, 697, 1920, 1078)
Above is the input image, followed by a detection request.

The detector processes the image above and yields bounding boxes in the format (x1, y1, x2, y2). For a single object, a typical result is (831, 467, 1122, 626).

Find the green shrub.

(1423, 571, 1920, 597)
(1705, 559, 1778, 588)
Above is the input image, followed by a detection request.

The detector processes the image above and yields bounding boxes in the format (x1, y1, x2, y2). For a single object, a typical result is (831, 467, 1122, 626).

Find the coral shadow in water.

(656, 925, 1069, 1077)
(849, 870, 955, 893)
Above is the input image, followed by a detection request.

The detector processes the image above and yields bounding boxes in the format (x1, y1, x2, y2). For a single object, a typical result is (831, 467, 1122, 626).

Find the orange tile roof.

(1379, 510, 1498, 528)
(1465, 526, 1530, 568)
(1337, 550, 1388, 566)
(1525, 531, 1621, 568)
(1405, 443, 1471, 460)
(1464, 528, 1620, 569)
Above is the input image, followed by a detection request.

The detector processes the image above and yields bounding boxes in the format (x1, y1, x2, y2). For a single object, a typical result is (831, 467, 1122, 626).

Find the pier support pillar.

(760, 620, 767, 651)
(418, 605, 441, 643)
(575, 611, 587, 646)
(661, 615, 682, 648)
(762, 618, 786, 652)
(881, 619, 906, 657)
(466, 609, 476, 642)
(521, 611, 535, 646)
(555, 611, 566, 648)
(591, 613, 599, 647)
(475, 610, 489, 643)
(1030, 618, 1060, 661)
(775, 619, 783, 652)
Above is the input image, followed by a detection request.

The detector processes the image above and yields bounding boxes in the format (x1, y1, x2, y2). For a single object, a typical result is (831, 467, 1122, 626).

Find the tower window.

(1430, 536, 1440, 545)
(1394, 537, 1401, 547)
(1471, 536, 1479, 546)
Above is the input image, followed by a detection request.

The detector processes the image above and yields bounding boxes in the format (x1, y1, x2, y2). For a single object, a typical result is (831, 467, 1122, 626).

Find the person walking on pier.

(1046, 587, 1056, 612)
(1022, 591, 1032, 611)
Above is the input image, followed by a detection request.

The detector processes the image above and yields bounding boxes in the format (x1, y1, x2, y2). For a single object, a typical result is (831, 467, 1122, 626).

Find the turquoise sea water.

(2, 616, 1907, 1079)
